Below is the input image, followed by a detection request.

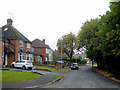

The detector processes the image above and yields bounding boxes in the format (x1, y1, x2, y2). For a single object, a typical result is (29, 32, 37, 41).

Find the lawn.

(0, 70, 42, 81)
(36, 66, 57, 72)
(52, 75, 62, 79)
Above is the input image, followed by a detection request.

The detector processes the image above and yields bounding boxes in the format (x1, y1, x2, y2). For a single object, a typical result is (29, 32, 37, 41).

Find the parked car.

(71, 63, 79, 70)
(11, 60, 33, 70)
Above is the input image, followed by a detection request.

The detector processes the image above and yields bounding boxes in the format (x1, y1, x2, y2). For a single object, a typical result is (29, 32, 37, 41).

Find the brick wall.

(0, 41, 2, 67)
(10, 40, 19, 61)
(34, 48, 49, 62)
(34, 63, 66, 70)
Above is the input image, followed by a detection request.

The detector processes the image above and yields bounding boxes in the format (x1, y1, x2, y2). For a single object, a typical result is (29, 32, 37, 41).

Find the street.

(43, 66, 120, 88)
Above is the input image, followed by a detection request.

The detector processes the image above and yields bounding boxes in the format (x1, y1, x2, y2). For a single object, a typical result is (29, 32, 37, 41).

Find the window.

(27, 43, 30, 48)
(18, 53, 23, 60)
(15, 61, 20, 63)
(30, 54, 33, 61)
(46, 48, 49, 54)
(23, 53, 26, 60)
(2, 52, 4, 57)
(37, 56, 40, 61)
(32, 47, 34, 52)
(26, 54, 29, 60)
(19, 40, 23, 47)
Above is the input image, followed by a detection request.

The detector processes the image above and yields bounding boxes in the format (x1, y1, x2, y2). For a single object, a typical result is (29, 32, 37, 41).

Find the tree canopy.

(57, 32, 77, 62)
(77, 1, 120, 75)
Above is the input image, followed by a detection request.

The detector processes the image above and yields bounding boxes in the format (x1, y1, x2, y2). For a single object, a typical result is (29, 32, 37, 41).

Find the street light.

(61, 38, 62, 72)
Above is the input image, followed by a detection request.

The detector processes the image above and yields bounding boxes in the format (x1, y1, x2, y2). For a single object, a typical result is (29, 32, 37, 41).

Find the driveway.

(42, 66, 120, 88)
(0, 67, 51, 75)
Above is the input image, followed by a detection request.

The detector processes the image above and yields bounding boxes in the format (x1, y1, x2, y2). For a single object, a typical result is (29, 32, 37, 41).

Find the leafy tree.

(57, 32, 77, 65)
(52, 53, 56, 65)
(77, 1, 120, 75)
(97, 1, 120, 72)
(77, 19, 100, 66)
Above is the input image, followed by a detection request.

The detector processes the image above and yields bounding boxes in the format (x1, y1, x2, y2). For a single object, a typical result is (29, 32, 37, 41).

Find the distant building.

(73, 53, 91, 64)
(53, 50, 68, 61)
(73, 54, 86, 59)
(32, 38, 53, 64)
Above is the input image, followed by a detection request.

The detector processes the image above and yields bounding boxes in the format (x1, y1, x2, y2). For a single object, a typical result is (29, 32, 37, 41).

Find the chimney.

(42, 39, 45, 44)
(7, 19, 13, 25)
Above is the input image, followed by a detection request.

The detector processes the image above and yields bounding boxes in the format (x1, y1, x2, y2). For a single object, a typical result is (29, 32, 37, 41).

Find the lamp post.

(61, 38, 62, 72)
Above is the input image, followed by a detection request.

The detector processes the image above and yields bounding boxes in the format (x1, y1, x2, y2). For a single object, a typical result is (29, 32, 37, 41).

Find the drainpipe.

(3, 36, 6, 66)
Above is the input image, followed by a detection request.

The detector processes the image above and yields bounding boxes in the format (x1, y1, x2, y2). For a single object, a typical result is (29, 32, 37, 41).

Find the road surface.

(43, 66, 120, 88)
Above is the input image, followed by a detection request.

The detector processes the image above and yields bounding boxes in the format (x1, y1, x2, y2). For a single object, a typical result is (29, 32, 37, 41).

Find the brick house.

(32, 38, 53, 64)
(0, 19, 41, 66)
(0, 28, 3, 67)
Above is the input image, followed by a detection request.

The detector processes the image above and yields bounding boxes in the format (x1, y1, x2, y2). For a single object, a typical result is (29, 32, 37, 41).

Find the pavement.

(1, 67, 70, 89)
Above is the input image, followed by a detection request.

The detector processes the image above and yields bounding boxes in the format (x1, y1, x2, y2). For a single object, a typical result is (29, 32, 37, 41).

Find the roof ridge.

(11, 26, 31, 42)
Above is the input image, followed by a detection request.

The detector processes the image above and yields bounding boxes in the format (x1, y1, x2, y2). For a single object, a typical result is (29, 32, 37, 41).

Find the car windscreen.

(73, 64, 78, 66)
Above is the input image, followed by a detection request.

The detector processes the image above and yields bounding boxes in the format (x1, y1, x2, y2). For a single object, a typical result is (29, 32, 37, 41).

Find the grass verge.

(52, 75, 62, 79)
(0, 70, 42, 81)
(36, 66, 57, 72)
(92, 67, 114, 77)
(62, 70, 69, 74)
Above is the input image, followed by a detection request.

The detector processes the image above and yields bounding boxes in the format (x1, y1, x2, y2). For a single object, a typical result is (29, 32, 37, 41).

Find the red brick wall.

(6, 40, 33, 66)
(7, 53, 14, 65)
(0, 41, 3, 67)
(10, 40, 19, 61)
(34, 48, 49, 62)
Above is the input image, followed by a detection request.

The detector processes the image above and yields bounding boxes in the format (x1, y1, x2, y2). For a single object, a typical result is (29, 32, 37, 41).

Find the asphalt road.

(43, 66, 120, 88)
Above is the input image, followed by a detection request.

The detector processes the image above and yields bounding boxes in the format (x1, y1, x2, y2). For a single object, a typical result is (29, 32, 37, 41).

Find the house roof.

(1, 19, 31, 43)
(32, 38, 50, 48)
(73, 54, 86, 58)
(53, 50, 68, 58)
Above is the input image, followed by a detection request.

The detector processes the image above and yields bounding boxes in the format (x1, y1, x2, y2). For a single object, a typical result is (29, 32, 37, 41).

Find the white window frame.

(27, 43, 30, 48)
(26, 54, 29, 60)
(37, 56, 40, 61)
(46, 48, 49, 54)
(19, 40, 23, 47)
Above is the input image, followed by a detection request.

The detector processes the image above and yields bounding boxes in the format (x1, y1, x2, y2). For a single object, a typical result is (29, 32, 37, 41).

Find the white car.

(11, 60, 33, 70)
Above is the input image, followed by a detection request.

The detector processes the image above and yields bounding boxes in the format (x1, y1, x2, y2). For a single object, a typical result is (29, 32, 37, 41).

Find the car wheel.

(22, 66, 26, 70)
(11, 64, 14, 68)
(29, 68, 32, 70)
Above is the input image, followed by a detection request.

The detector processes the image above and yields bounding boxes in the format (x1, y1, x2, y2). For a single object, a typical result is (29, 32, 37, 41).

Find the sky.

(0, 0, 111, 50)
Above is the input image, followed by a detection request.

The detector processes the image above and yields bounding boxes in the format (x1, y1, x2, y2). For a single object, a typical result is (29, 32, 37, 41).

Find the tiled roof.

(32, 38, 50, 48)
(73, 54, 86, 58)
(53, 50, 68, 58)
(1, 25, 31, 43)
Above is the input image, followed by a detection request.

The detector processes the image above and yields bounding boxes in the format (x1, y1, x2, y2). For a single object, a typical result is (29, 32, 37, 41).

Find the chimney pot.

(7, 19, 13, 25)
(42, 39, 45, 44)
